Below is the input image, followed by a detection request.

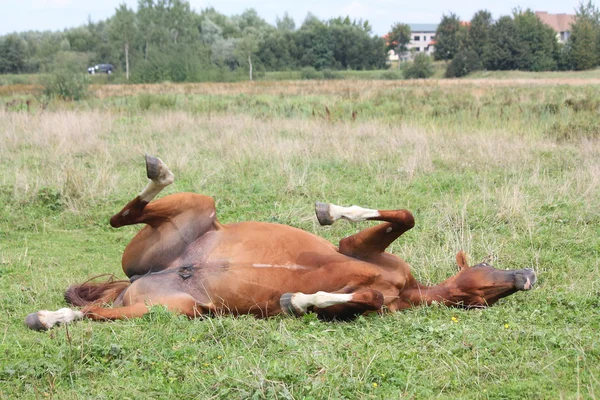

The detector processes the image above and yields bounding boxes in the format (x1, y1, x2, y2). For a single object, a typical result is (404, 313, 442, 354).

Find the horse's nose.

(515, 269, 537, 291)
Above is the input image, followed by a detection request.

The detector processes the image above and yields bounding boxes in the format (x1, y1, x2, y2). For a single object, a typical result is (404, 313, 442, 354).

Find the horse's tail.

(65, 274, 130, 307)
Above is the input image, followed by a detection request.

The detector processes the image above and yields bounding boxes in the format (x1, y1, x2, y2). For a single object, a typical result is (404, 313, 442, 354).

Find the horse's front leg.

(315, 202, 415, 258)
(279, 289, 385, 321)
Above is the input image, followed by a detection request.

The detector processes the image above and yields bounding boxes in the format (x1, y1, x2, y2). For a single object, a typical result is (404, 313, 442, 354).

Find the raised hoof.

(145, 154, 161, 180)
(315, 202, 334, 226)
(280, 293, 303, 316)
(25, 313, 47, 331)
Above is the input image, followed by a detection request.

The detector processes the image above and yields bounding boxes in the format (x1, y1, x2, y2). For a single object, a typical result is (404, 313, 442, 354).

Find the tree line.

(0, 0, 387, 82)
(424, 2, 600, 77)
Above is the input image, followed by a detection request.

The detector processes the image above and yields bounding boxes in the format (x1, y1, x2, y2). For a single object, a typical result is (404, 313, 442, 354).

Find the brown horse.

(25, 156, 537, 330)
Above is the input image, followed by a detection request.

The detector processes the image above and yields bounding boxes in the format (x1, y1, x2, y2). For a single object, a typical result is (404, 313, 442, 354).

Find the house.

(387, 23, 438, 62)
(535, 11, 575, 43)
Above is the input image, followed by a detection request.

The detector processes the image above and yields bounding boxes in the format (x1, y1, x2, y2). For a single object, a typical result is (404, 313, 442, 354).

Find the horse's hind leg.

(109, 155, 174, 228)
(84, 292, 215, 320)
(315, 202, 414, 257)
(26, 293, 214, 330)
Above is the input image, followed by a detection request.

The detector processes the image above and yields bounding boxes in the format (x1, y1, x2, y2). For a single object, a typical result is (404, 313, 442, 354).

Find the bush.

(300, 67, 321, 80)
(445, 49, 482, 78)
(402, 53, 435, 79)
(379, 70, 402, 80)
(42, 51, 89, 100)
(321, 69, 344, 80)
(137, 94, 178, 111)
(42, 70, 89, 100)
(547, 120, 600, 141)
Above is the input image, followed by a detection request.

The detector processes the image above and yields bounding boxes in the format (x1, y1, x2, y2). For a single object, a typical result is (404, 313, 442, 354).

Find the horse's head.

(447, 251, 537, 308)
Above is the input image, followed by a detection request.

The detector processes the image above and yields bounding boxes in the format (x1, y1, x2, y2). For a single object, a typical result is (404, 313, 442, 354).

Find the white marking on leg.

(37, 308, 84, 329)
(291, 291, 353, 313)
(139, 159, 175, 202)
(328, 204, 380, 223)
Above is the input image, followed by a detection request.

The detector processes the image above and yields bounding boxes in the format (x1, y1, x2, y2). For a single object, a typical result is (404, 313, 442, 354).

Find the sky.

(0, 0, 586, 36)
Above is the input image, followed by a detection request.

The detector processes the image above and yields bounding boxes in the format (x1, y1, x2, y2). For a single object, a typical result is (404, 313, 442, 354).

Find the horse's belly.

(197, 265, 346, 316)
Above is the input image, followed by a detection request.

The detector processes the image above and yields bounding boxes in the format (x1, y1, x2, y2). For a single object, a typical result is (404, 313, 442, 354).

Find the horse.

(25, 155, 537, 330)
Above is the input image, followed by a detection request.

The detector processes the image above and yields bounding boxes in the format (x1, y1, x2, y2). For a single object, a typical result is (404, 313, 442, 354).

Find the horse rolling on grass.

(26, 155, 537, 330)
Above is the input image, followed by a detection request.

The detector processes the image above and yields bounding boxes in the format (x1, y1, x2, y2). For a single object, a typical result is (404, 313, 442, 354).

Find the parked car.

(87, 64, 114, 74)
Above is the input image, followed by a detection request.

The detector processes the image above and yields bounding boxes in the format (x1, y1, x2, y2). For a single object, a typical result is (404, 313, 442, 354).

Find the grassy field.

(1, 78, 599, 398)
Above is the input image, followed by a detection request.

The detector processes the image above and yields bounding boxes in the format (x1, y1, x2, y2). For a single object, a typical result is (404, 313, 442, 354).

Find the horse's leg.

(280, 289, 384, 320)
(83, 293, 214, 321)
(315, 202, 414, 257)
(109, 155, 221, 277)
(109, 154, 174, 228)
(25, 293, 214, 330)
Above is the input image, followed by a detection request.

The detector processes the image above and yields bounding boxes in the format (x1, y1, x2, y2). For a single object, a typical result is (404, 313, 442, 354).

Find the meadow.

(1, 77, 599, 398)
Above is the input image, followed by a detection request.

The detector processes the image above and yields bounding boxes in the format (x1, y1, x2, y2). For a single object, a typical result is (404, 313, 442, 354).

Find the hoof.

(315, 202, 334, 226)
(280, 293, 303, 316)
(145, 154, 161, 180)
(25, 313, 47, 331)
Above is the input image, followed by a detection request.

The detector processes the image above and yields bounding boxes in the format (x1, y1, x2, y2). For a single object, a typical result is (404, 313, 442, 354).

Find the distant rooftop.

(535, 11, 575, 32)
(409, 24, 438, 33)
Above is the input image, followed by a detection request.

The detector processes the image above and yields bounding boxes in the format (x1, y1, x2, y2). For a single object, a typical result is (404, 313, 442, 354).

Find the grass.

(1, 78, 599, 398)
(467, 68, 600, 80)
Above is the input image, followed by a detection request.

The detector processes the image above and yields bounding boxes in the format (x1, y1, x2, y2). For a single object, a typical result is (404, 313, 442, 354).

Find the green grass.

(1, 80, 599, 398)
(467, 68, 600, 80)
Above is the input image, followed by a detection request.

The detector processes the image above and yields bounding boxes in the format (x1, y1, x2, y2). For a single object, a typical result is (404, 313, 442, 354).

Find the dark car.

(87, 64, 114, 74)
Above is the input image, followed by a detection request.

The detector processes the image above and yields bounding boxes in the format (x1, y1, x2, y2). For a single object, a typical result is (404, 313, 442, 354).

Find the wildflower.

(217, 355, 222, 359)
(372, 383, 378, 388)
(203, 363, 210, 367)
(504, 323, 509, 329)
(191, 338, 196, 342)
(451, 316, 458, 323)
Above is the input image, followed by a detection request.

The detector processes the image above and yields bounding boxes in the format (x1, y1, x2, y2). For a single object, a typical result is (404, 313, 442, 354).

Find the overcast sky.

(0, 0, 584, 36)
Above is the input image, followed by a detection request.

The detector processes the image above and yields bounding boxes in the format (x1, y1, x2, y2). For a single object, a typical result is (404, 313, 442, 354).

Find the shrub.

(42, 69, 89, 100)
(379, 70, 402, 80)
(547, 119, 600, 141)
(445, 49, 482, 78)
(137, 94, 178, 111)
(42, 51, 89, 100)
(402, 53, 435, 79)
(321, 69, 344, 80)
(300, 67, 321, 80)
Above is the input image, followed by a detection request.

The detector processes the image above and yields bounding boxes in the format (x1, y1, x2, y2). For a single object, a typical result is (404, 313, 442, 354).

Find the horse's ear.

(456, 250, 469, 271)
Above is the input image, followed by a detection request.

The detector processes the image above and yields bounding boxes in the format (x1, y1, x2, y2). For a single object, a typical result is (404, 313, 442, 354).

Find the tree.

(485, 16, 520, 70)
(235, 27, 260, 80)
(137, 0, 158, 60)
(434, 13, 462, 61)
(513, 9, 559, 71)
(276, 12, 296, 32)
(109, 4, 137, 80)
(568, 1, 600, 70)
(0, 34, 28, 73)
(162, 0, 196, 44)
(466, 10, 492, 60)
(387, 22, 411, 67)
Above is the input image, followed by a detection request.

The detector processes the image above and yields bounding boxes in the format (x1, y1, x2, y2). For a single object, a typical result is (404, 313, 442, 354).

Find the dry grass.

(90, 78, 600, 98)
(4, 75, 600, 98)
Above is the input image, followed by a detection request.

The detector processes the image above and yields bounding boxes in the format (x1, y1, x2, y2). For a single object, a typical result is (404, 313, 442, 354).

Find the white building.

(387, 23, 438, 62)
